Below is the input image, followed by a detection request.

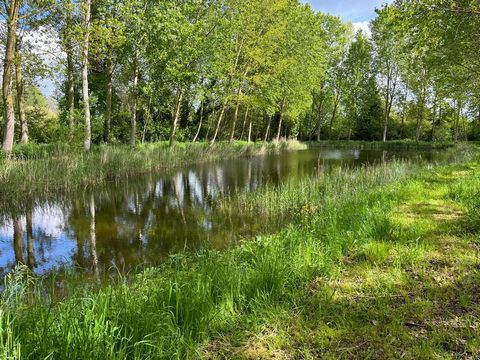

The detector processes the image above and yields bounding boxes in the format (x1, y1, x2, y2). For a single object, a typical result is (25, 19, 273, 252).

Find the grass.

(0, 140, 306, 215)
(308, 139, 457, 150)
(1, 147, 479, 359)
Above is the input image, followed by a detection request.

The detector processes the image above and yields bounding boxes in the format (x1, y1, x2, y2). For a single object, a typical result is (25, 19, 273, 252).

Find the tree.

(81, 0, 92, 151)
(1, 0, 21, 152)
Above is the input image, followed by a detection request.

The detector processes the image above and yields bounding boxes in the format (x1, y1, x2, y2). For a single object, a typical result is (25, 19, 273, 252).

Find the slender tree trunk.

(316, 85, 325, 142)
(382, 78, 391, 143)
(2, 0, 20, 152)
(276, 97, 286, 142)
(415, 81, 427, 142)
(329, 91, 340, 140)
(142, 96, 152, 143)
(454, 99, 461, 142)
(229, 93, 241, 142)
(316, 98, 324, 142)
(15, 46, 28, 144)
(169, 86, 183, 147)
(264, 115, 272, 143)
(130, 51, 138, 148)
(205, 109, 215, 141)
(240, 107, 249, 140)
(247, 118, 252, 143)
(104, 54, 113, 142)
(192, 102, 204, 143)
(210, 101, 226, 145)
(65, 0, 75, 138)
(82, 0, 92, 151)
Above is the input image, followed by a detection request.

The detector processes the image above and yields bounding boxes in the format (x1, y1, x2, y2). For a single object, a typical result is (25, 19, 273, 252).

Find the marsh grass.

(309, 139, 457, 150)
(0, 140, 306, 213)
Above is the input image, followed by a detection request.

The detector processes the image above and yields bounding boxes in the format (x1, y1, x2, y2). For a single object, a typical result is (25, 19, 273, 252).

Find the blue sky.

(305, 0, 392, 22)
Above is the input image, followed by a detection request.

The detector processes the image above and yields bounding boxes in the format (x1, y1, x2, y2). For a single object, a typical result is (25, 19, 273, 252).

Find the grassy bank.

(2, 153, 479, 359)
(308, 139, 457, 150)
(0, 140, 305, 209)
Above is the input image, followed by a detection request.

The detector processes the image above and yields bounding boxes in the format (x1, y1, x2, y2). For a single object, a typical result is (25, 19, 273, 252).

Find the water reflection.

(0, 148, 443, 276)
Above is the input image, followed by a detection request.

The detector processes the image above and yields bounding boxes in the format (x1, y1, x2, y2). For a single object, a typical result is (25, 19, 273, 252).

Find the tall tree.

(2, 0, 21, 152)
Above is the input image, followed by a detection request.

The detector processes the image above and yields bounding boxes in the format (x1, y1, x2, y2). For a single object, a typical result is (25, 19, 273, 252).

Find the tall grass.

(0, 160, 429, 359)
(309, 139, 457, 150)
(0, 140, 306, 210)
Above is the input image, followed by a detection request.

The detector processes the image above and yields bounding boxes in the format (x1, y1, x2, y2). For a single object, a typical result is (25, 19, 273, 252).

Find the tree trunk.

(2, 0, 20, 152)
(247, 118, 252, 143)
(454, 99, 461, 142)
(316, 85, 325, 142)
(192, 102, 204, 143)
(15, 46, 28, 144)
(382, 78, 391, 143)
(210, 101, 226, 145)
(130, 51, 138, 148)
(316, 99, 324, 142)
(82, 0, 92, 151)
(229, 93, 241, 142)
(66, 0, 75, 138)
(104, 54, 113, 142)
(240, 107, 249, 140)
(264, 115, 272, 142)
(329, 91, 340, 140)
(276, 98, 286, 142)
(169, 87, 183, 147)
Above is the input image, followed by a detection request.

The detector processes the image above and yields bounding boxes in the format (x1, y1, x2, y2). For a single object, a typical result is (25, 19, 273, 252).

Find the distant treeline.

(1, 0, 479, 151)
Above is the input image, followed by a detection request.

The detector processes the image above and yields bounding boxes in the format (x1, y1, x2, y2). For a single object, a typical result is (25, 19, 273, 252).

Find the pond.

(0, 147, 447, 277)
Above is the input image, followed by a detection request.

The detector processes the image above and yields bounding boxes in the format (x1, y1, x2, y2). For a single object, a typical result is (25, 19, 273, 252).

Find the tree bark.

(130, 51, 138, 148)
(210, 101, 226, 145)
(247, 118, 252, 143)
(2, 0, 20, 152)
(276, 97, 286, 141)
(264, 115, 272, 142)
(65, 0, 75, 138)
(192, 102, 204, 143)
(169, 86, 183, 147)
(454, 99, 461, 142)
(82, 0, 92, 151)
(382, 76, 391, 143)
(240, 107, 249, 140)
(229, 92, 241, 142)
(15, 46, 28, 144)
(104, 54, 113, 142)
(329, 90, 340, 140)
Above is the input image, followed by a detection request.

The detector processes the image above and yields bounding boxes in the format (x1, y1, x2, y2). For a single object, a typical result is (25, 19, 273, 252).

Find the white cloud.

(353, 21, 372, 38)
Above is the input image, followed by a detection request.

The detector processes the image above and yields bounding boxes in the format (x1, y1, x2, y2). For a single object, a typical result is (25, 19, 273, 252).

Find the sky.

(305, 0, 392, 22)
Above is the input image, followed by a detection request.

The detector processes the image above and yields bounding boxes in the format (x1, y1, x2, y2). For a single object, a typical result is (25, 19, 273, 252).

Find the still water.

(0, 148, 444, 277)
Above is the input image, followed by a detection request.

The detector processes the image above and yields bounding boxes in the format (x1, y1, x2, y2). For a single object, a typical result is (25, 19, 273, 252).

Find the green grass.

(2, 150, 480, 359)
(308, 139, 457, 150)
